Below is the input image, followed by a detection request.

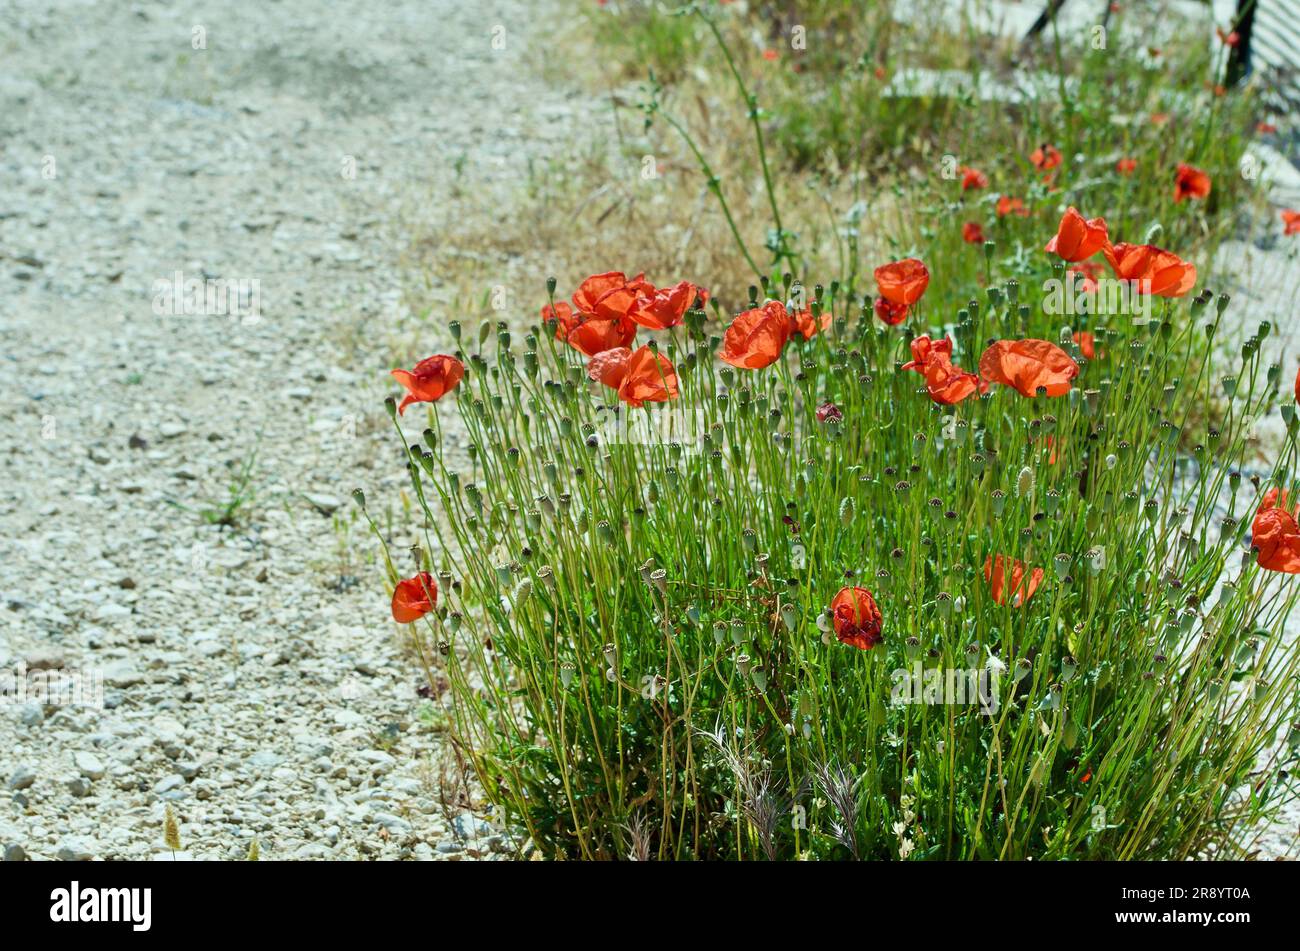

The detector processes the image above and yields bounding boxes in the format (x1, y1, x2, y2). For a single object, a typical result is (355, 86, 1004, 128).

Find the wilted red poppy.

(720, 301, 791, 369)
(830, 586, 883, 649)
(816, 401, 842, 423)
(984, 555, 1044, 607)
(962, 221, 986, 244)
(1115, 157, 1137, 175)
(874, 296, 909, 325)
(391, 355, 465, 415)
(628, 280, 703, 330)
(874, 258, 929, 306)
(392, 571, 437, 623)
(567, 315, 638, 357)
(1174, 163, 1211, 202)
(542, 300, 579, 340)
(996, 195, 1029, 217)
(1252, 507, 1300, 573)
(979, 339, 1079, 397)
(901, 333, 954, 374)
(1030, 144, 1062, 172)
(1103, 242, 1197, 297)
(1044, 207, 1109, 262)
(1284, 210, 1300, 236)
(1073, 331, 1097, 360)
(921, 355, 986, 405)
(789, 306, 831, 340)
(960, 166, 988, 190)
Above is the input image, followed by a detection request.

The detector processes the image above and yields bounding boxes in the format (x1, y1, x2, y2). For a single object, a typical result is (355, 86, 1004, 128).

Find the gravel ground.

(0, 0, 581, 860)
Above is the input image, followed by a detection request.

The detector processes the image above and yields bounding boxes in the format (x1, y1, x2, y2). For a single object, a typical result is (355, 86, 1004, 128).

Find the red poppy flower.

(979, 339, 1079, 397)
(1150, 113, 1170, 126)
(542, 300, 579, 340)
(1258, 122, 1278, 135)
(1296, 365, 1300, 404)
(619, 345, 678, 407)
(1258, 487, 1300, 519)
(1174, 163, 1211, 202)
(571, 271, 653, 316)
(830, 586, 883, 649)
(762, 48, 778, 61)
(901, 334, 954, 374)
(959, 166, 988, 190)
(573, 272, 631, 313)
(921, 355, 987, 405)
(392, 571, 437, 623)
(1073, 331, 1097, 360)
(567, 315, 638, 357)
(1216, 26, 1239, 47)
(1115, 157, 1137, 175)
(720, 301, 791, 369)
(788, 306, 831, 340)
(984, 555, 1044, 607)
(962, 221, 986, 244)
(816, 401, 842, 423)
(1283, 210, 1300, 236)
(874, 258, 929, 306)
(1103, 242, 1197, 297)
(996, 195, 1029, 217)
(1252, 507, 1300, 573)
(391, 355, 465, 415)
(1044, 207, 1109, 262)
(873, 296, 909, 325)
(628, 280, 703, 330)
(1030, 144, 1062, 172)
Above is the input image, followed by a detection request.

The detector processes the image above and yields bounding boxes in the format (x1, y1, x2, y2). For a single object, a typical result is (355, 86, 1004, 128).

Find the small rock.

(4, 844, 28, 862)
(159, 422, 188, 439)
(103, 661, 144, 687)
(57, 838, 96, 861)
(452, 813, 492, 840)
(304, 492, 342, 515)
(66, 777, 91, 797)
(23, 646, 65, 670)
(374, 813, 412, 834)
(153, 774, 185, 794)
(73, 751, 106, 780)
(7, 766, 36, 790)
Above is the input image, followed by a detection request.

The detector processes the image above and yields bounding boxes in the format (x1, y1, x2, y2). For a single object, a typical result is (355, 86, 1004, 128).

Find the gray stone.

(4, 844, 28, 861)
(56, 838, 96, 861)
(73, 751, 106, 780)
(7, 765, 36, 790)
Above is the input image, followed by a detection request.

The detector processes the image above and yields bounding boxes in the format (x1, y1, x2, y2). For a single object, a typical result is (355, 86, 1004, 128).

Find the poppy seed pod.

(780, 603, 799, 632)
(1060, 654, 1079, 682)
(712, 620, 728, 644)
(1053, 553, 1072, 580)
(904, 636, 921, 660)
(730, 620, 748, 647)
(736, 653, 752, 677)
(649, 568, 667, 595)
(1014, 657, 1033, 683)
(559, 662, 576, 688)
(750, 666, 767, 692)
(602, 643, 617, 669)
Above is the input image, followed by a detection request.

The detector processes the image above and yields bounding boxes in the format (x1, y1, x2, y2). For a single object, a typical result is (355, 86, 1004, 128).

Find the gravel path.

(0, 0, 580, 860)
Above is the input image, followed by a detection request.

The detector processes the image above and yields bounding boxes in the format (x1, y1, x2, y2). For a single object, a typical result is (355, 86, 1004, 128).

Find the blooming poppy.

(830, 586, 883, 649)
(873, 296, 909, 325)
(901, 334, 954, 374)
(586, 345, 677, 407)
(788, 305, 831, 340)
(984, 555, 1044, 607)
(1174, 163, 1211, 202)
(392, 571, 437, 623)
(1044, 207, 1110, 262)
(572, 271, 653, 317)
(1252, 506, 1300, 573)
(1283, 210, 1300, 236)
(1030, 144, 1062, 172)
(816, 401, 842, 423)
(1073, 331, 1097, 361)
(1258, 487, 1300, 519)
(996, 195, 1029, 217)
(1115, 157, 1137, 175)
(874, 258, 930, 306)
(962, 221, 986, 244)
(979, 339, 1079, 397)
(921, 355, 986, 405)
(1103, 242, 1197, 297)
(542, 300, 580, 340)
(391, 355, 465, 415)
(959, 166, 988, 190)
(720, 301, 791, 369)
(628, 279, 704, 330)
(566, 315, 638, 357)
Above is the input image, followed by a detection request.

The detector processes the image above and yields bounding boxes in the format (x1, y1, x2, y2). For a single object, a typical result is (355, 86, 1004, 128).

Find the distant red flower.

(1174, 163, 1211, 202)
(984, 555, 1044, 607)
(587, 344, 677, 407)
(996, 195, 1029, 217)
(788, 306, 831, 340)
(979, 339, 1079, 397)
(1103, 242, 1197, 297)
(1283, 209, 1300, 236)
(1030, 144, 1062, 172)
(830, 586, 883, 649)
(391, 355, 465, 415)
(762, 48, 779, 61)
(1258, 122, 1278, 134)
(720, 301, 791, 369)
(1044, 207, 1109, 262)
(816, 401, 842, 424)
(962, 221, 986, 244)
(874, 258, 930, 306)
(1216, 26, 1240, 47)
(1073, 331, 1097, 360)
(392, 572, 437, 623)
(1296, 365, 1300, 403)
(1150, 112, 1170, 126)
(959, 166, 988, 190)
(874, 296, 909, 325)
(1253, 506, 1300, 573)
(1115, 157, 1137, 175)
(628, 279, 704, 330)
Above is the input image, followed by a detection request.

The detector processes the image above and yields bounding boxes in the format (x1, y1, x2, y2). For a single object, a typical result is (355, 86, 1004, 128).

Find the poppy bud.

(1014, 657, 1032, 682)
(839, 497, 855, 525)
(1016, 467, 1034, 499)
(351, 488, 366, 509)
(514, 578, 533, 604)
(815, 610, 833, 634)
